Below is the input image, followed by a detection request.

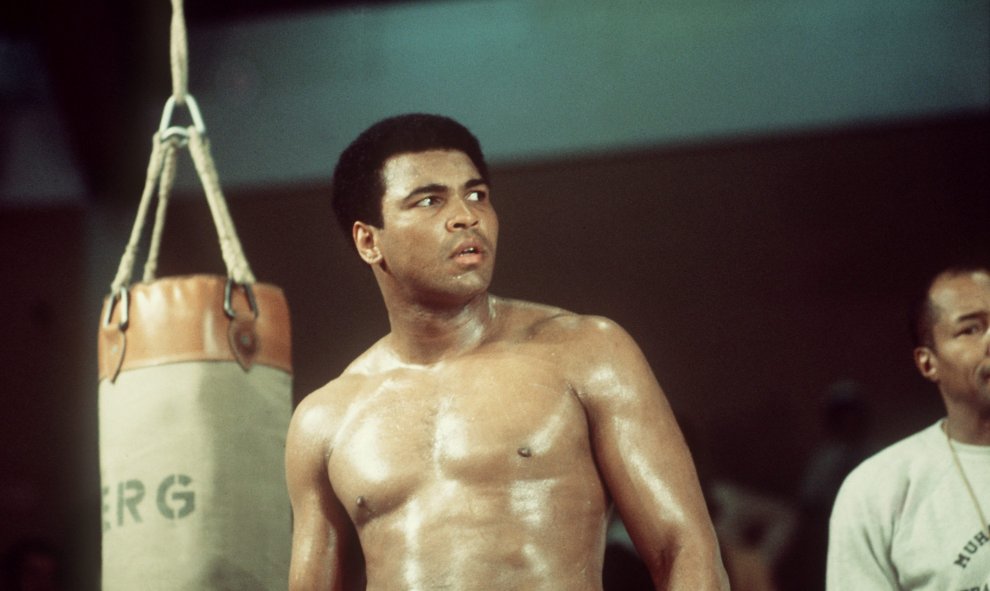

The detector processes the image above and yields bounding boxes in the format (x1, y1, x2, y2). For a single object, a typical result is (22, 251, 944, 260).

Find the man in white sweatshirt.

(827, 265, 990, 590)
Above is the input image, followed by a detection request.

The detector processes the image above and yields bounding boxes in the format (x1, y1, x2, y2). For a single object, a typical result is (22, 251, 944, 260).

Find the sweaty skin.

(286, 149, 727, 590)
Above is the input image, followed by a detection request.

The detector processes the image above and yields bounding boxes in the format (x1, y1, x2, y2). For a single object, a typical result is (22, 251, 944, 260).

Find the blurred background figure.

(776, 379, 873, 591)
(604, 466, 799, 591)
(710, 481, 796, 591)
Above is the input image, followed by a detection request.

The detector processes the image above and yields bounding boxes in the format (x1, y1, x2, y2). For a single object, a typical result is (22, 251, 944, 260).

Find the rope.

(169, 0, 188, 104)
(109, 0, 257, 293)
(110, 134, 168, 293)
(142, 140, 180, 282)
(189, 128, 256, 284)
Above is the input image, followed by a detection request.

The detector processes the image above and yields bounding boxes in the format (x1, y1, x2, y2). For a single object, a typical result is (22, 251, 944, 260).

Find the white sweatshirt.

(827, 420, 990, 590)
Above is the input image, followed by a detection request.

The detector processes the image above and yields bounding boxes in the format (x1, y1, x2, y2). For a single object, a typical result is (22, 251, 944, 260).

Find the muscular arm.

(573, 318, 729, 590)
(286, 394, 362, 591)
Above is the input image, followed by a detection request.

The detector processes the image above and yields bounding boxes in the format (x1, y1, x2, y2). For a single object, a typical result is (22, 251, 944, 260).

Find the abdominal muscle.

(357, 474, 610, 591)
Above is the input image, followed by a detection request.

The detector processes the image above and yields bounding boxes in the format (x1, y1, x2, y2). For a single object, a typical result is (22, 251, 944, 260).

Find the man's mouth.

(450, 232, 491, 261)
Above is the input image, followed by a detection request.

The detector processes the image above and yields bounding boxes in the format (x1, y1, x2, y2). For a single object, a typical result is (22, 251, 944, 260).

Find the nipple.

(356, 495, 367, 508)
(517, 447, 532, 458)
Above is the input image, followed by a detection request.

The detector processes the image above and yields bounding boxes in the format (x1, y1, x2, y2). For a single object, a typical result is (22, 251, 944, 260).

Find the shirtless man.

(286, 113, 727, 590)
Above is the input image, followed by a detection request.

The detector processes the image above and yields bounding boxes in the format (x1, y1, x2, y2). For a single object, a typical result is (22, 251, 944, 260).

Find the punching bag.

(96, 98, 293, 590)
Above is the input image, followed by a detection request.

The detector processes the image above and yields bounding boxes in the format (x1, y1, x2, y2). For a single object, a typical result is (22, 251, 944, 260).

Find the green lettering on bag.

(117, 480, 145, 526)
(101, 486, 110, 532)
(157, 474, 195, 519)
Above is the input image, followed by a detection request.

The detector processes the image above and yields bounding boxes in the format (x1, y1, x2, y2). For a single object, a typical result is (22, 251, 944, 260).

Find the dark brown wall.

(0, 206, 92, 582)
(1, 111, 987, 586)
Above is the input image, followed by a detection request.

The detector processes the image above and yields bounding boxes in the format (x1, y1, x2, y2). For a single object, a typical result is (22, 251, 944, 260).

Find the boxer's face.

(360, 149, 498, 304)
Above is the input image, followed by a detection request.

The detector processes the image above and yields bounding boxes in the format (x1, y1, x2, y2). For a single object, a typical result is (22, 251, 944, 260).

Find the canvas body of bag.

(96, 109, 293, 590)
(98, 276, 292, 590)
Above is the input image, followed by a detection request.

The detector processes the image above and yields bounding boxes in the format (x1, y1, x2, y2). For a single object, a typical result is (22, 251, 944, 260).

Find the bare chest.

(327, 353, 591, 517)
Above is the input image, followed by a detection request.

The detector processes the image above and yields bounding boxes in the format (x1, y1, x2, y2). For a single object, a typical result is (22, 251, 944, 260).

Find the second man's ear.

(353, 222, 382, 264)
(913, 346, 939, 383)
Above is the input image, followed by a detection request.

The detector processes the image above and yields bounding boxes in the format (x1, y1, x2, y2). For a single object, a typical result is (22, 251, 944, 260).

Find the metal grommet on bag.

(224, 278, 260, 370)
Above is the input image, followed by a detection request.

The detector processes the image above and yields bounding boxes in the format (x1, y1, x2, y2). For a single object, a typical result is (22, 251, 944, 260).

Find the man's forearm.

(655, 537, 730, 591)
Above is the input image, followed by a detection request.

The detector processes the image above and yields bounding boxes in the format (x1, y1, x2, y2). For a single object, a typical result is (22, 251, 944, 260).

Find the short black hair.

(330, 113, 490, 238)
(910, 264, 989, 349)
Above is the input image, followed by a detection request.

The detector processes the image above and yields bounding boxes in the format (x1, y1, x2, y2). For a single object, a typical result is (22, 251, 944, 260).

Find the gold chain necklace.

(945, 423, 989, 531)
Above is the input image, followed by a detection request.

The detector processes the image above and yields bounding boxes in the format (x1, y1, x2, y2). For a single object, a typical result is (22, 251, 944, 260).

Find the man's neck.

(383, 292, 497, 365)
(944, 409, 990, 446)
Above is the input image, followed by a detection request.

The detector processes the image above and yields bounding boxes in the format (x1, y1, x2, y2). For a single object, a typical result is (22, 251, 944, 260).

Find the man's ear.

(913, 346, 939, 383)
(353, 222, 382, 265)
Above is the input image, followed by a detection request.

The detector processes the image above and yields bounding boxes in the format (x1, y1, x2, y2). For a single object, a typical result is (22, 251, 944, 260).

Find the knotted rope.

(109, 0, 255, 296)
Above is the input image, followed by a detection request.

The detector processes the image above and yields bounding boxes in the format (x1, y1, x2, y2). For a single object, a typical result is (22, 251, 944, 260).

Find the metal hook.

(224, 278, 259, 320)
(102, 286, 130, 330)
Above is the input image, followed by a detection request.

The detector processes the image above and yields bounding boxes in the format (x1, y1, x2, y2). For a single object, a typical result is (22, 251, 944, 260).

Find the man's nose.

(446, 198, 479, 231)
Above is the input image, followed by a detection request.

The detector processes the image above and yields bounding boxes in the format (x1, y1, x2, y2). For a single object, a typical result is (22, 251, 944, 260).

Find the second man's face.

(372, 149, 499, 303)
(925, 271, 990, 413)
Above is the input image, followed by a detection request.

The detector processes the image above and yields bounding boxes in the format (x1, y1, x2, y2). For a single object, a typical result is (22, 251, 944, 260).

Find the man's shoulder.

(858, 422, 942, 471)
(497, 297, 629, 347)
(836, 421, 944, 505)
(291, 374, 358, 423)
(292, 344, 392, 423)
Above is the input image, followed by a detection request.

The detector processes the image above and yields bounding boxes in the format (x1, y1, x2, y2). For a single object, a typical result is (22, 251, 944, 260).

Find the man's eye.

(958, 324, 984, 336)
(467, 190, 487, 202)
(415, 196, 439, 207)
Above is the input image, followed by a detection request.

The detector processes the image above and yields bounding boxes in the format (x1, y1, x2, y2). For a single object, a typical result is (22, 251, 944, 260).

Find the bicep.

(285, 403, 356, 591)
(575, 321, 720, 579)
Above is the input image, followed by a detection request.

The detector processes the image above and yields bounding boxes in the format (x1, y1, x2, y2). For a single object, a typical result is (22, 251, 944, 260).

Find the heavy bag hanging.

(96, 98, 293, 590)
